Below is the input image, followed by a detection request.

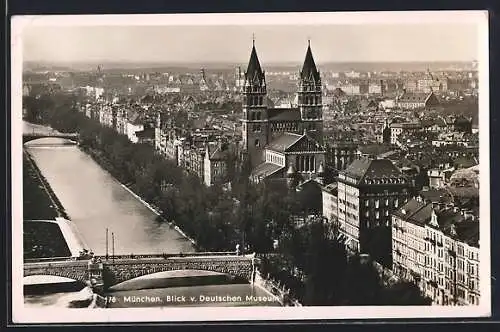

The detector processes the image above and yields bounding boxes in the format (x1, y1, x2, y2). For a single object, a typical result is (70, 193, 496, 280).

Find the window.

(255, 139, 260, 147)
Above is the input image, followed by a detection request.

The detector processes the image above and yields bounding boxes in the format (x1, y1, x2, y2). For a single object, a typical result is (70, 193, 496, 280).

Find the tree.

(340, 256, 382, 305)
(380, 281, 432, 305)
(301, 217, 348, 305)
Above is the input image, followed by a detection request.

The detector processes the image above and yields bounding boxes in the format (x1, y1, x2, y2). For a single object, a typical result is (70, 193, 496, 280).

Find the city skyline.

(22, 22, 480, 65)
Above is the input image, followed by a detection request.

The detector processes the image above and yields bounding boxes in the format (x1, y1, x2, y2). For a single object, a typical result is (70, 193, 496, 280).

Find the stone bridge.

(24, 252, 259, 291)
(23, 132, 80, 144)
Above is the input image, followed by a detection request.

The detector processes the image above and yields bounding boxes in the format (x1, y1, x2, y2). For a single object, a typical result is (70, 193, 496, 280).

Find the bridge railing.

(24, 256, 78, 264)
(23, 132, 79, 137)
(24, 251, 253, 264)
(94, 251, 239, 260)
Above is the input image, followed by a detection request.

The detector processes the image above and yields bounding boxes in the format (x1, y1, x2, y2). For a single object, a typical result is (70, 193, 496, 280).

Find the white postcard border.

(11, 11, 491, 323)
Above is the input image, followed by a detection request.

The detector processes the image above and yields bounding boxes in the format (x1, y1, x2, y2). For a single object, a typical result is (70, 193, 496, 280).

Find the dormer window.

(430, 209, 439, 227)
(450, 224, 457, 237)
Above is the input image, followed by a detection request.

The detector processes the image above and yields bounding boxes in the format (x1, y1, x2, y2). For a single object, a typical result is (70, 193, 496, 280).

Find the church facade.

(241, 41, 325, 183)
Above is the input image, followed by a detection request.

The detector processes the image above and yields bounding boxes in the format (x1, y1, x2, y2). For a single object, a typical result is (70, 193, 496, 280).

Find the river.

(22, 121, 280, 308)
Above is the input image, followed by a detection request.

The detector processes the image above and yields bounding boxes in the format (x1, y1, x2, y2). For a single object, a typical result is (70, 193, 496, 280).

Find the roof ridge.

(407, 200, 431, 220)
(286, 133, 305, 150)
(358, 158, 374, 182)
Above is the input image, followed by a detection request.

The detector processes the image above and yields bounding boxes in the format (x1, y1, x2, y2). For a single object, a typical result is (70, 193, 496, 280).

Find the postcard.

(11, 10, 490, 323)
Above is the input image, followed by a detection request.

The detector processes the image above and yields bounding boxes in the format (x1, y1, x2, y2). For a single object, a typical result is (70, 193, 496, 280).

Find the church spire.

(300, 41, 320, 83)
(245, 39, 265, 85)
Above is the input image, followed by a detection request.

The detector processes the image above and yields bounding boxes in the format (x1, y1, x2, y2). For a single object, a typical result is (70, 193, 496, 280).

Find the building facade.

(322, 183, 338, 223)
(396, 91, 440, 110)
(250, 132, 326, 184)
(204, 143, 230, 187)
(337, 158, 411, 265)
(392, 197, 480, 305)
(390, 122, 422, 145)
(126, 111, 145, 144)
(325, 141, 359, 171)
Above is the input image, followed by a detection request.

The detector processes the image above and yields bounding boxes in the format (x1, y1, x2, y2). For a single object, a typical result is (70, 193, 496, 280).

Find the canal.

(23, 121, 281, 308)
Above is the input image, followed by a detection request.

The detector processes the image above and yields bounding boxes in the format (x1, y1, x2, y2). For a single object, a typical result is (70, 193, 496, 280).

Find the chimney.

(464, 210, 475, 221)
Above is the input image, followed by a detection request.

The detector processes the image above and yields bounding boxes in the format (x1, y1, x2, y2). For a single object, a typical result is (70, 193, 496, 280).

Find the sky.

(20, 18, 481, 65)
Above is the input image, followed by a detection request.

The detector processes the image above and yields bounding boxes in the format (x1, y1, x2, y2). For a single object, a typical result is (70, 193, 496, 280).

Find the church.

(240, 40, 326, 184)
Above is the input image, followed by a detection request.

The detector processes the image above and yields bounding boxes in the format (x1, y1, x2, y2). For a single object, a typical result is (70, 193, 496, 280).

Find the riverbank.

(23, 150, 68, 220)
(80, 145, 199, 250)
(118, 182, 198, 248)
(253, 271, 302, 307)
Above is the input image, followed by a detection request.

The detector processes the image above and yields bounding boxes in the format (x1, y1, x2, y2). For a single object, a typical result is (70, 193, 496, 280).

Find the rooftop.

(341, 158, 405, 185)
(251, 162, 284, 179)
(418, 188, 454, 204)
(268, 108, 301, 122)
(206, 143, 230, 161)
(394, 198, 479, 247)
(358, 144, 393, 156)
(390, 122, 421, 129)
(322, 183, 338, 195)
(266, 132, 303, 152)
(398, 91, 434, 103)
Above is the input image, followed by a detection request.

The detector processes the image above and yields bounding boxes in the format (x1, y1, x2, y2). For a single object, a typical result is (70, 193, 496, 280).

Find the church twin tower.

(241, 40, 324, 167)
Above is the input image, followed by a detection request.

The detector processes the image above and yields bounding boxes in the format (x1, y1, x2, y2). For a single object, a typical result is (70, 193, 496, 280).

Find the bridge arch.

(23, 133, 80, 144)
(23, 261, 89, 285)
(102, 257, 256, 289)
(24, 254, 258, 291)
(108, 269, 242, 291)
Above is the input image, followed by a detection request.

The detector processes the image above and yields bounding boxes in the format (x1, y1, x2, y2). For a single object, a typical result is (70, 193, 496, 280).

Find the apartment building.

(392, 197, 480, 305)
(396, 91, 440, 110)
(322, 183, 338, 223)
(337, 158, 411, 264)
(203, 142, 230, 187)
(390, 122, 422, 145)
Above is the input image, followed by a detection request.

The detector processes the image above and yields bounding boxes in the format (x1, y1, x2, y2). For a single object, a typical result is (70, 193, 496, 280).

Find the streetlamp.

(105, 228, 109, 261)
(112, 232, 115, 262)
